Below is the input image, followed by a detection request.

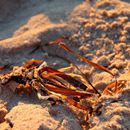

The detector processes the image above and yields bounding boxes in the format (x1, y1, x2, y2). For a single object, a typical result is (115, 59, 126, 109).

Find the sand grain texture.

(0, 0, 130, 130)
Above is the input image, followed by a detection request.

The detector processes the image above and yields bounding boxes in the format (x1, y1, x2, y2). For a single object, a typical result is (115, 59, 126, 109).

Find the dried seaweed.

(0, 38, 127, 129)
(103, 80, 127, 95)
(49, 38, 114, 76)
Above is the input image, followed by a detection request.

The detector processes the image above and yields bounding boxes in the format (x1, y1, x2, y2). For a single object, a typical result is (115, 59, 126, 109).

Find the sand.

(0, 0, 130, 130)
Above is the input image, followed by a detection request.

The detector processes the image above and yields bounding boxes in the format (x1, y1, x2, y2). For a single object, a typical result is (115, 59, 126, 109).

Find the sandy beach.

(0, 0, 130, 129)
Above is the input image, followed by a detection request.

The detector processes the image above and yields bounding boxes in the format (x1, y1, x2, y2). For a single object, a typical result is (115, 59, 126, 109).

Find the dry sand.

(0, 0, 130, 130)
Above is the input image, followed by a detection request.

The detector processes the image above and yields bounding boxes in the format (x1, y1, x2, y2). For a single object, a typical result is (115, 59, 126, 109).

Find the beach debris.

(0, 38, 127, 128)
